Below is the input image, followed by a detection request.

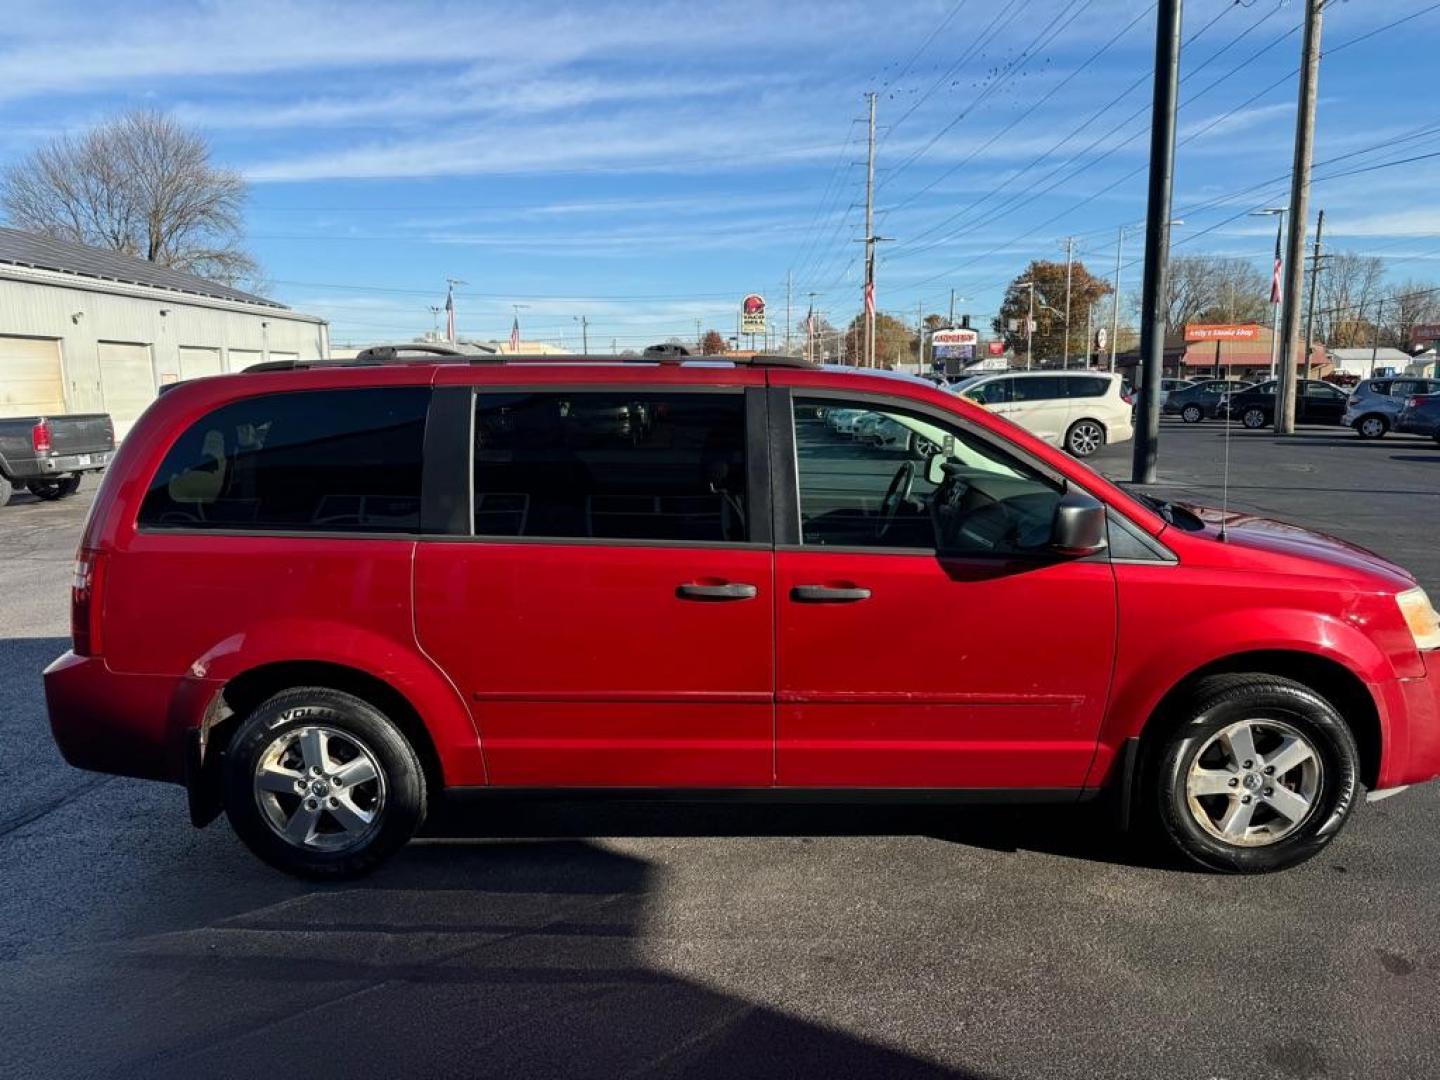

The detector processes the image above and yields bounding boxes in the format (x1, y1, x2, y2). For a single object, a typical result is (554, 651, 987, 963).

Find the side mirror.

(1050, 489, 1108, 557)
(926, 451, 947, 486)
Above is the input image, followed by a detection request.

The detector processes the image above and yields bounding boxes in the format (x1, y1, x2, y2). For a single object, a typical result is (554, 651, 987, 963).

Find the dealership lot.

(2, 421, 1438, 1080)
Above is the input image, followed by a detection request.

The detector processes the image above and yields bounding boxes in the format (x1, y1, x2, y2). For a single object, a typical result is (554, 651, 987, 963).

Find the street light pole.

(1015, 282, 1036, 371)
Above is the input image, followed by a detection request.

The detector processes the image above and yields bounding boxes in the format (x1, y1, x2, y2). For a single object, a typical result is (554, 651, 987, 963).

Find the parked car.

(1395, 393, 1440, 442)
(1163, 379, 1251, 424)
(1342, 377, 1440, 439)
(44, 352, 1440, 879)
(1219, 379, 1348, 429)
(951, 370, 1133, 457)
(1156, 377, 1194, 407)
(0, 413, 115, 507)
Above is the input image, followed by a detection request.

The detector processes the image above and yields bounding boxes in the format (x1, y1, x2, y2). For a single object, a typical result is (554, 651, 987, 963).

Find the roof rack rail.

(353, 342, 474, 363)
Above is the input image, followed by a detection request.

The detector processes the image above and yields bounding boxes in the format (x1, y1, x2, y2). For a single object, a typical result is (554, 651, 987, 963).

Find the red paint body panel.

(416, 542, 774, 786)
(38, 359, 1440, 807)
(775, 550, 1116, 787)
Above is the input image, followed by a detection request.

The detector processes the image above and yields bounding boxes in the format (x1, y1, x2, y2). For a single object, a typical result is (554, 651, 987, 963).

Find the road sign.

(1095, 327, 1108, 352)
(741, 294, 766, 335)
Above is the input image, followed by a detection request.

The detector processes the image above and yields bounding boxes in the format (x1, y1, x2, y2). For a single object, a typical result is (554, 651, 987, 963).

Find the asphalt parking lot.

(2, 420, 1438, 1080)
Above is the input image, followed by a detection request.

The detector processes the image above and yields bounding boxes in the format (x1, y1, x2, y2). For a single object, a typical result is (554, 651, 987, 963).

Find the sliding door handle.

(791, 584, 871, 603)
(676, 582, 758, 601)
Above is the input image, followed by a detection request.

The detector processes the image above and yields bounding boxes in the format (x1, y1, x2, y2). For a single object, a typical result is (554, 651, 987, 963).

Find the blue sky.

(3, 0, 1438, 348)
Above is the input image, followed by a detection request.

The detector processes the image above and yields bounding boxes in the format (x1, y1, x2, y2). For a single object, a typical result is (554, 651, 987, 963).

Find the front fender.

(1087, 607, 1393, 789)
(179, 617, 485, 786)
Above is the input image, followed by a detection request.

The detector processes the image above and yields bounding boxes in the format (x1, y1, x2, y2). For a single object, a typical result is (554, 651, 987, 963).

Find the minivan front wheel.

(1065, 419, 1106, 457)
(223, 687, 426, 879)
(1151, 675, 1359, 873)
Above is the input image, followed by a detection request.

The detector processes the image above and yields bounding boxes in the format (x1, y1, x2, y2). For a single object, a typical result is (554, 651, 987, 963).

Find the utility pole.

(427, 305, 442, 336)
(1303, 208, 1325, 382)
(917, 300, 925, 374)
(1132, 0, 1183, 485)
(1061, 236, 1075, 368)
(785, 271, 793, 354)
(575, 315, 590, 354)
(949, 288, 956, 326)
(863, 91, 877, 368)
(1109, 226, 1125, 373)
(1276, 0, 1324, 434)
(1015, 281, 1037, 371)
(1369, 297, 1385, 378)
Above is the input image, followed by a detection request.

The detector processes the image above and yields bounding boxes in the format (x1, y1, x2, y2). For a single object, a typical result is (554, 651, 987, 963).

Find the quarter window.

(472, 391, 749, 543)
(1011, 376, 1065, 402)
(139, 387, 429, 532)
(794, 397, 1062, 554)
(1067, 376, 1110, 398)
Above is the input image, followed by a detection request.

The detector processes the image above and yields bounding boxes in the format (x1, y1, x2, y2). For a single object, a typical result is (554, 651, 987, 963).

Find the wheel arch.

(1133, 649, 1381, 790)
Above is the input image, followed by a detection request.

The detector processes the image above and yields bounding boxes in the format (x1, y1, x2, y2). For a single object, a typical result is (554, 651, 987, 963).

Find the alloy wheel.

(253, 725, 387, 852)
(1358, 416, 1386, 438)
(1182, 405, 1202, 423)
(1185, 718, 1322, 847)
(1068, 421, 1104, 457)
(1242, 408, 1267, 430)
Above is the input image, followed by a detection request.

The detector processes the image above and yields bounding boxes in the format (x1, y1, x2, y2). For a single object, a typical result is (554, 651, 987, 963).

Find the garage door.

(228, 349, 261, 372)
(98, 341, 155, 438)
(178, 346, 223, 381)
(0, 335, 64, 419)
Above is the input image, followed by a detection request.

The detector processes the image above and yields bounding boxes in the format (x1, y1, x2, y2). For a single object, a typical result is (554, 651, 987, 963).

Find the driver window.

(793, 397, 1063, 554)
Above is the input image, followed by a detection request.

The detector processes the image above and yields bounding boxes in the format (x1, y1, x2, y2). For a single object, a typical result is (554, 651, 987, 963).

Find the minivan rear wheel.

(1150, 674, 1359, 873)
(223, 687, 426, 879)
(1065, 419, 1105, 457)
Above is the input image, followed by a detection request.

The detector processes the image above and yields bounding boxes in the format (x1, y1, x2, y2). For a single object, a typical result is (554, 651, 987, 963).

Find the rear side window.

(1066, 376, 1110, 398)
(139, 387, 429, 533)
(1011, 377, 1064, 402)
(472, 391, 749, 543)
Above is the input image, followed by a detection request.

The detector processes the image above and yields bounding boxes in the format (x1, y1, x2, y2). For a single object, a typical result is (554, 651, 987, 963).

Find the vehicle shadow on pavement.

(427, 798, 1182, 873)
(5, 838, 983, 1080)
(1390, 453, 1440, 464)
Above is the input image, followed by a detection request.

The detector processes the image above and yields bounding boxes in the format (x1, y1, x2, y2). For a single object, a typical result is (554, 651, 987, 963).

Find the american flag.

(444, 285, 456, 343)
(509, 315, 521, 352)
(863, 281, 875, 317)
(1270, 220, 1284, 306)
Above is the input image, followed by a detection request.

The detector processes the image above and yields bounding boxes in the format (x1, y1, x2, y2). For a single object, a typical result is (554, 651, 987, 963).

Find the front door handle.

(676, 582, 758, 601)
(791, 584, 872, 603)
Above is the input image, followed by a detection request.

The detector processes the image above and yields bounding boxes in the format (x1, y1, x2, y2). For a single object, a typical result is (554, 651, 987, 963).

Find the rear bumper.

(44, 651, 220, 785)
(7, 450, 114, 480)
(1394, 416, 1438, 436)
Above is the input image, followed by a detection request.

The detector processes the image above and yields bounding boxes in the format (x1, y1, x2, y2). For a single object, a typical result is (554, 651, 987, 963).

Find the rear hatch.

(46, 414, 115, 455)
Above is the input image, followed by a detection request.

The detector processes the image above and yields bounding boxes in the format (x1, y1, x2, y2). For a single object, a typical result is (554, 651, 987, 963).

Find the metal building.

(0, 227, 327, 435)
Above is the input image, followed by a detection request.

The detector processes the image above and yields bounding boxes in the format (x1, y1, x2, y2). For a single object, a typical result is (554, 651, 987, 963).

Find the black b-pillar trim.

(420, 386, 474, 536)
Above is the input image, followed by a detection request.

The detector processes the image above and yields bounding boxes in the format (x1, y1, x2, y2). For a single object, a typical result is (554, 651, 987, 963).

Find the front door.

(415, 383, 774, 787)
(1299, 380, 1347, 424)
(774, 389, 1117, 790)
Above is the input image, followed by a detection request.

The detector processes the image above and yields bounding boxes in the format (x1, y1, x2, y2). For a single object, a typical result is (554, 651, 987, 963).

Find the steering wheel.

(876, 461, 916, 540)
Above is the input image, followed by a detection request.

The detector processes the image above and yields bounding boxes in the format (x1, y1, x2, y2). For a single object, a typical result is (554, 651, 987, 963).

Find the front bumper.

(1376, 648, 1440, 792)
(44, 651, 220, 785)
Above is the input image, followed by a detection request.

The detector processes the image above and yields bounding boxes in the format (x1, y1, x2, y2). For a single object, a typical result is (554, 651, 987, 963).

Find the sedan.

(1220, 380, 1348, 429)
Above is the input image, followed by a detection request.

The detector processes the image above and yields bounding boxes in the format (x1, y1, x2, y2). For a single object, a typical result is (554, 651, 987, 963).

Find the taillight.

(1406, 396, 1423, 408)
(71, 548, 106, 656)
(31, 418, 52, 455)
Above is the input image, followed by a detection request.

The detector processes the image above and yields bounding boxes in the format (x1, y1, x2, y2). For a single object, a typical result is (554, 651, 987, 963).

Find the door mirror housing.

(1050, 489, 1108, 557)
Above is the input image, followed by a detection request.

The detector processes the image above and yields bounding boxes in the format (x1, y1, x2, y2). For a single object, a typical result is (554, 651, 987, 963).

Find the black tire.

(1241, 407, 1269, 430)
(223, 687, 427, 879)
(1065, 418, 1106, 458)
(0, 473, 12, 508)
(1181, 404, 1203, 424)
(1150, 674, 1360, 873)
(27, 474, 82, 500)
(1354, 414, 1388, 439)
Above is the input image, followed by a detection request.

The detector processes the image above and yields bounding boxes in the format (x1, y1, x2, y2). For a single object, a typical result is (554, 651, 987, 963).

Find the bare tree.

(1309, 251, 1386, 347)
(1383, 279, 1440, 348)
(1130, 256, 1270, 334)
(2, 110, 258, 287)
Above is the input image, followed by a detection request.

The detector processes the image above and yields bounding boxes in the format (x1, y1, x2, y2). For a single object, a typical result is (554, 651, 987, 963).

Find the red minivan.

(44, 350, 1440, 878)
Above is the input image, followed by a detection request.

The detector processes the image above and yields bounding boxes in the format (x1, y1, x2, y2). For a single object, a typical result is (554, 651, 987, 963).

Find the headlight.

(1396, 587, 1440, 651)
